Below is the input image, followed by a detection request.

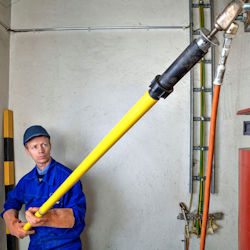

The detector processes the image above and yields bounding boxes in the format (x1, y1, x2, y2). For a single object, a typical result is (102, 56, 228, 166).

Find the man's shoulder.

(19, 167, 36, 181)
(52, 159, 73, 177)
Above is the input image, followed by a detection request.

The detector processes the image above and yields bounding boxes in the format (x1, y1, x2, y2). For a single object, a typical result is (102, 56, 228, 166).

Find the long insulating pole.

(200, 22, 239, 250)
(23, 1, 242, 231)
(23, 31, 215, 231)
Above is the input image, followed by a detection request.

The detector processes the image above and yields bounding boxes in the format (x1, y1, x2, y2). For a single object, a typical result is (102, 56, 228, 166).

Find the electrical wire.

(199, 84, 221, 249)
(200, 21, 239, 250)
(196, 0, 206, 236)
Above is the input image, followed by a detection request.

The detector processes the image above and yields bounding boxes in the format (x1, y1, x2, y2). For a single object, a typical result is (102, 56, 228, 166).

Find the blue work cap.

(23, 125, 50, 145)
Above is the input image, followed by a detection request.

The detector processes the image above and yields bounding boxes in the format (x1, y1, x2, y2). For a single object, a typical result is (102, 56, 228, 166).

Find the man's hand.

(25, 207, 49, 227)
(3, 209, 35, 239)
(10, 220, 35, 239)
(26, 207, 75, 228)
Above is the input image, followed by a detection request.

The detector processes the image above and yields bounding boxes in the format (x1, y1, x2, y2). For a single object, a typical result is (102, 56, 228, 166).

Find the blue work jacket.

(1, 158, 86, 250)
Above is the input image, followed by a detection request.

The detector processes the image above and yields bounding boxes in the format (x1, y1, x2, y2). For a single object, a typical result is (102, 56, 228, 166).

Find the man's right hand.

(3, 209, 35, 239)
(9, 220, 35, 239)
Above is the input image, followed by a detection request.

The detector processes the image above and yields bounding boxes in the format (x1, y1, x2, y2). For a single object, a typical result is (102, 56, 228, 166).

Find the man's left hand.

(25, 207, 49, 227)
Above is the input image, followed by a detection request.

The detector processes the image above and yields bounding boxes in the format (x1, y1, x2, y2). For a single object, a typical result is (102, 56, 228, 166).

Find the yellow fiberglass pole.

(23, 91, 157, 231)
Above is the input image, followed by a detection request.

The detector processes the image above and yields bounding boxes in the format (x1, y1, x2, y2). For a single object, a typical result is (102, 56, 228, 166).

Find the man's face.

(25, 136, 51, 167)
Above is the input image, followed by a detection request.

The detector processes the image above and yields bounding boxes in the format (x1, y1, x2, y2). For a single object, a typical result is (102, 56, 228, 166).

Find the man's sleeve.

(64, 180, 86, 227)
(1, 180, 24, 218)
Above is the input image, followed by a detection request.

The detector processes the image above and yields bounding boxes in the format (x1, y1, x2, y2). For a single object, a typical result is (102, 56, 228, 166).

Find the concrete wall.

(0, 1, 11, 249)
(5, 0, 250, 249)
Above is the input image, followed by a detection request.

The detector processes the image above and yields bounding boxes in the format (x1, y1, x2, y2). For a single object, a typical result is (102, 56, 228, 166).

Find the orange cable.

(187, 237, 190, 250)
(199, 84, 221, 250)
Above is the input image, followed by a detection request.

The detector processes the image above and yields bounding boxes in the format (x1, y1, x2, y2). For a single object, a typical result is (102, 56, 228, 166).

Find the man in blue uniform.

(1, 125, 86, 249)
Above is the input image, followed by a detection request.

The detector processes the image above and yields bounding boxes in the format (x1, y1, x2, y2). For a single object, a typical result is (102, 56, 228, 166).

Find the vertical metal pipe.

(189, 0, 194, 194)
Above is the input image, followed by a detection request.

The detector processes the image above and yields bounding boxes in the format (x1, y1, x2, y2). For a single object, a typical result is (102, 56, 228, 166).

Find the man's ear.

(25, 147, 31, 157)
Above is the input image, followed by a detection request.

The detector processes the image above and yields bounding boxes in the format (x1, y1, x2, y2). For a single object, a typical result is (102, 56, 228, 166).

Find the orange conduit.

(199, 84, 221, 250)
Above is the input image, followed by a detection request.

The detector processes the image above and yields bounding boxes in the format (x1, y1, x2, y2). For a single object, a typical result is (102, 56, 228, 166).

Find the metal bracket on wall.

(192, 3, 211, 8)
(237, 108, 250, 135)
(243, 121, 250, 135)
(177, 208, 224, 236)
(177, 212, 223, 221)
(193, 176, 206, 181)
(193, 87, 212, 92)
(193, 146, 209, 151)
(193, 117, 211, 121)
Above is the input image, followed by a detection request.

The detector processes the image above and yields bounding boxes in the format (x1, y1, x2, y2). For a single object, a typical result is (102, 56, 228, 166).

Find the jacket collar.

(30, 157, 56, 186)
(42, 158, 56, 186)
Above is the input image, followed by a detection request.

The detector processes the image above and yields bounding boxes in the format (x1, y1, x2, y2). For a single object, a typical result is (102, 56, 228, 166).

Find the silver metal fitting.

(214, 2, 243, 31)
(213, 22, 239, 86)
(243, 3, 250, 10)
(213, 65, 226, 86)
(225, 22, 240, 36)
(196, 28, 219, 52)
